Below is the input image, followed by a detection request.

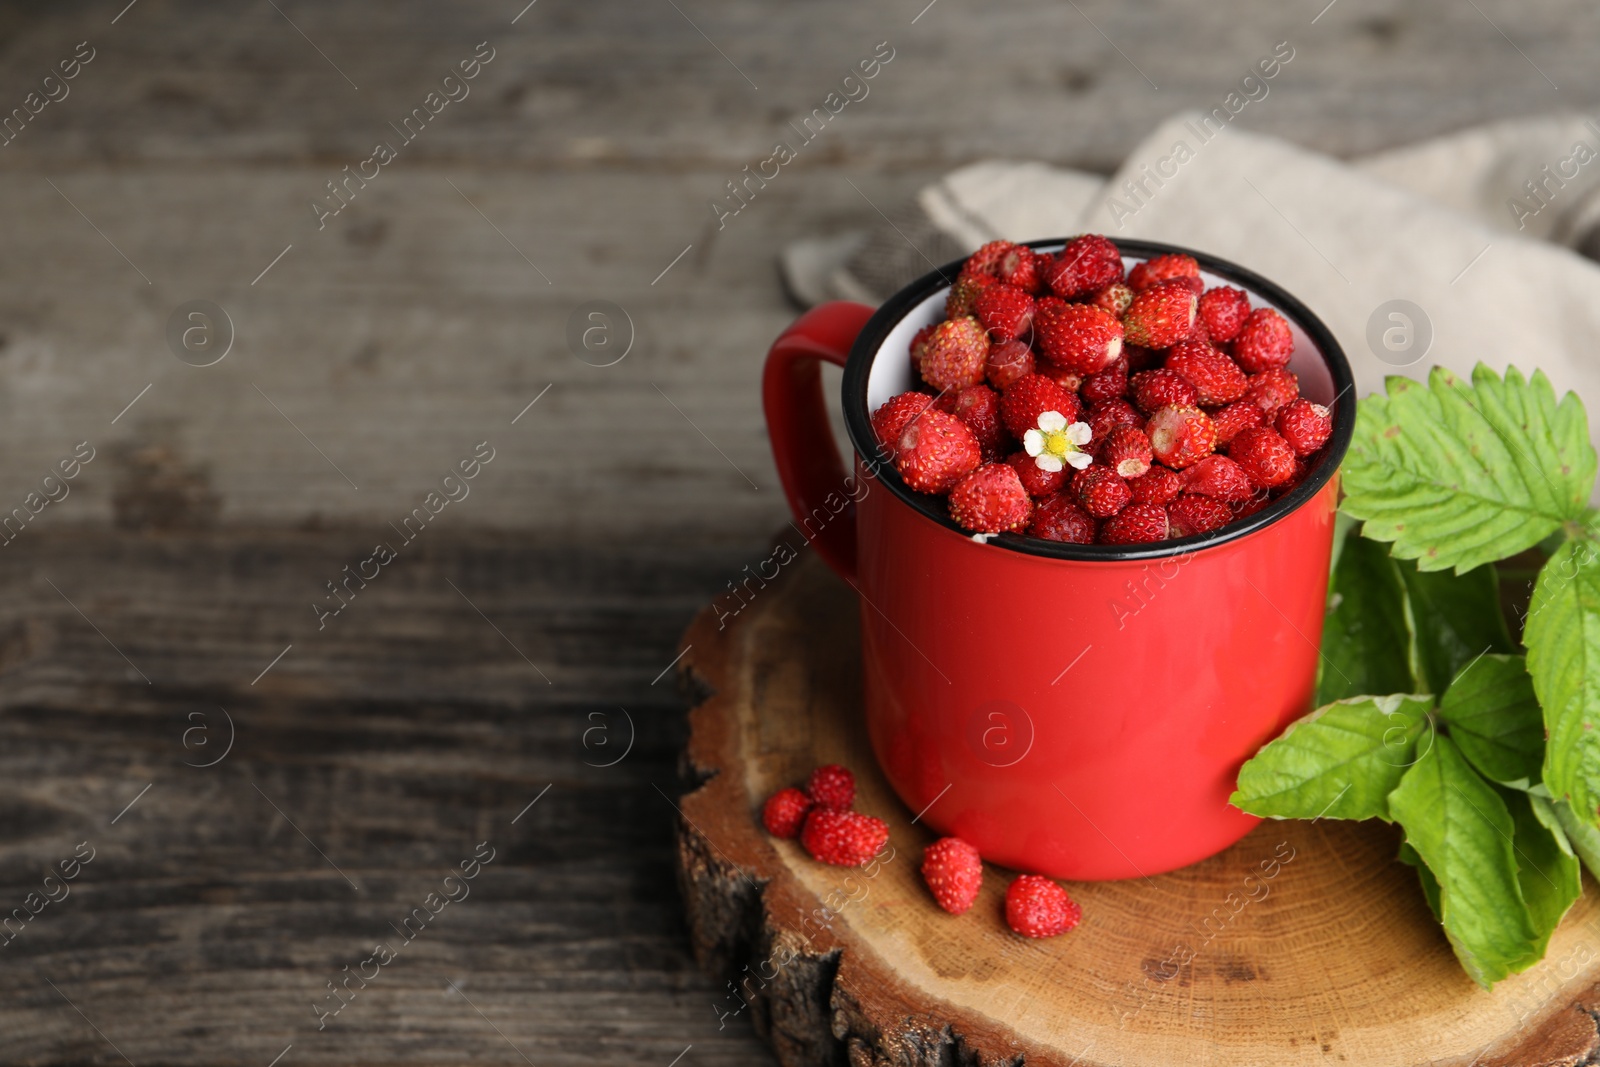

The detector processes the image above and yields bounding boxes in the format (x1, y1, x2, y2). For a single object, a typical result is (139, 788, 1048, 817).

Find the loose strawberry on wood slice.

(921, 837, 983, 915)
(1004, 874, 1081, 938)
(800, 808, 889, 867)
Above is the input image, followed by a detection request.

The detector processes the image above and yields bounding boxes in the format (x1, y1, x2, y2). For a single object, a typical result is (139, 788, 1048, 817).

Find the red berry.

(1146, 404, 1217, 470)
(1232, 307, 1295, 373)
(1048, 234, 1124, 299)
(1079, 358, 1129, 405)
(921, 837, 983, 915)
(1168, 493, 1233, 536)
(894, 410, 981, 493)
(1000, 374, 1079, 440)
(1209, 400, 1265, 445)
(1122, 343, 1162, 372)
(963, 240, 1014, 278)
(1181, 309, 1212, 345)
(1198, 286, 1251, 343)
(806, 764, 856, 810)
(762, 787, 813, 838)
(871, 392, 936, 458)
(1090, 281, 1135, 316)
(1087, 398, 1141, 442)
(1033, 298, 1124, 375)
(800, 808, 889, 867)
(1229, 426, 1297, 488)
(1127, 465, 1183, 505)
(1181, 454, 1254, 503)
(973, 285, 1035, 343)
(1040, 367, 1085, 393)
(1101, 502, 1170, 544)
(1275, 398, 1333, 456)
(1244, 368, 1300, 417)
(909, 323, 936, 378)
(1028, 492, 1097, 543)
(1008, 450, 1068, 499)
(985, 339, 1035, 391)
(1103, 425, 1153, 479)
(1122, 281, 1198, 349)
(1072, 464, 1131, 518)
(945, 272, 998, 318)
(1004, 874, 1081, 938)
(1164, 341, 1247, 406)
(920, 316, 990, 392)
(947, 385, 1009, 461)
(949, 462, 1032, 534)
(1131, 368, 1199, 414)
(1233, 490, 1273, 519)
(997, 245, 1045, 293)
(1128, 253, 1200, 292)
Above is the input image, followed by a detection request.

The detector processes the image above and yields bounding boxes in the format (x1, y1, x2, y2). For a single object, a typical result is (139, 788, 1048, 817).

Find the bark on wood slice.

(673, 550, 1600, 1067)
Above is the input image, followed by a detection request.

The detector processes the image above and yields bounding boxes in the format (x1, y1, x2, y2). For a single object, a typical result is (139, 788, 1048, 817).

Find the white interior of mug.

(865, 246, 1338, 413)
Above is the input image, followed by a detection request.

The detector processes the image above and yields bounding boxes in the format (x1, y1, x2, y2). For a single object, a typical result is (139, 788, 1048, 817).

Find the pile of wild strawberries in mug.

(871, 236, 1335, 543)
(764, 763, 1081, 938)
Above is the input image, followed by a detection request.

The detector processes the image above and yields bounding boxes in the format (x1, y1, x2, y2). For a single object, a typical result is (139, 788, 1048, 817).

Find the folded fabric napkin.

(783, 111, 1600, 438)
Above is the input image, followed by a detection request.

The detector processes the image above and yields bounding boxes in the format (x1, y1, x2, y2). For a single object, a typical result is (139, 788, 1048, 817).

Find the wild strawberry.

(1029, 491, 1097, 543)
(1233, 490, 1273, 519)
(921, 837, 983, 915)
(1090, 282, 1135, 317)
(1033, 299, 1124, 375)
(1131, 368, 1198, 414)
(1165, 341, 1247, 405)
(806, 764, 855, 809)
(1004, 874, 1081, 938)
(1040, 367, 1085, 393)
(945, 272, 998, 319)
(1181, 454, 1254, 503)
(946, 385, 1009, 460)
(1087, 398, 1141, 441)
(1103, 425, 1152, 478)
(949, 463, 1032, 533)
(1048, 234, 1123, 298)
(1232, 307, 1295, 373)
(1229, 426, 1296, 488)
(986, 339, 1035, 390)
(997, 245, 1045, 293)
(1008, 451, 1068, 498)
(1127, 465, 1182, 505)
(1275, 398, 1333, 456)
(1072, 464, 1131, 518)
(1168, 493, 1233, 536)
(801, 808, 888, 867)
(1181, 310, 1212, 344)
(1080, 358, 1129, 405)
(870, 392, 936, 458)
(894, 410, 980, 493)
(1128, 253, 1201, 291)
(909, 323, 936, 378)
(1122, 282, 1197, 349)
(1198, 286, 1250, 343)
(1244, 368, 1300, 417)
(1146, 404, 1217, 469)
(1101, 502, 1169, 544)
(762, 787, 813, 838)
(1000, 374, 1079, 440)
(920, 316, 990, 392)
(963, 240, 1014, 278)
(1167, 275, 1206, 295)
(1208, 400, 1265, 445)
(973, 285, 1035, 343)
(1123, 343, 1162, 372)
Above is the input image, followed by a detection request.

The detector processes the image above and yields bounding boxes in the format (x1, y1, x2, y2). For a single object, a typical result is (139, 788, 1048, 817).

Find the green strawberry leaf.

(1388, 735, 1541, 988)
(1397, 559, 1514, 697)
(1503, 787, 1582, 961)
(1317, 536, 1415, 705)
(1526, 538, 1600, 825)
(1231, 694, 1432, 822)
(1437, 654, 1543, 784)
(1546, 794, 1600, 880)
(1341, 364, 1596, 574)
(1396, 840, 1443, 920)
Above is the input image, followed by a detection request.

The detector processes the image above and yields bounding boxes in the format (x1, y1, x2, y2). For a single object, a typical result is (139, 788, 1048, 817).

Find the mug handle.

(762, 301, 877, 581)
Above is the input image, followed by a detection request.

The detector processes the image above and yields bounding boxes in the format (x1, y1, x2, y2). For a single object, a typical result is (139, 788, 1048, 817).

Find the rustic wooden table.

(0, 2, 1594, 1064)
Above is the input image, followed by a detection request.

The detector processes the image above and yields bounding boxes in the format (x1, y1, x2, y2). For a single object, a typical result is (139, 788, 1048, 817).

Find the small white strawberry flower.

(1023, 410, 1093, 473)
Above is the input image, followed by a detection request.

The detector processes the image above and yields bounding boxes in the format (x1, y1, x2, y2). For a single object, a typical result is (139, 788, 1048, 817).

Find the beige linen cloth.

(783, 112, 1600, 436)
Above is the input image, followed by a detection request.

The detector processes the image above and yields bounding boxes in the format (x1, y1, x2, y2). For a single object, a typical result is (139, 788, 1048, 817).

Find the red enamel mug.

(762, 239, 1354, 880)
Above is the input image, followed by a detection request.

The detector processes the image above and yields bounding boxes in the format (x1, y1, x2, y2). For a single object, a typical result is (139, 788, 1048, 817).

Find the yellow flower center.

(1041, 429, 1074, 459)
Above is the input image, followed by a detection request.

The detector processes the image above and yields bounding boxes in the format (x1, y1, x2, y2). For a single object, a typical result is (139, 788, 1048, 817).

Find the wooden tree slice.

(673, 551, 1600, 1067)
